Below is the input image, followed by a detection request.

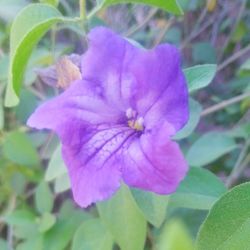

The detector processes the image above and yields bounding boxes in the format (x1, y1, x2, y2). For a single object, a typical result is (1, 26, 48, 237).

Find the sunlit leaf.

(5, 4, 69, 107)
(89, 0, 183, 18)
(157, 219, 194, 250)
(196, 182, 250, 250)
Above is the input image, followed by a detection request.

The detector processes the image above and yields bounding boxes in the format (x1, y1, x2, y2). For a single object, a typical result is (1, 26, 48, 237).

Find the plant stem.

(201, 91, 250, 117)
(125, 8, 158, 37)
(226, 139, 250, 188)
(218, 44, 250, 72)
(79, 0, 86, 20)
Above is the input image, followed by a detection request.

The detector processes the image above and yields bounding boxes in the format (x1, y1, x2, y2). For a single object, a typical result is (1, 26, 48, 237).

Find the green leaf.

(3, 130, 40, 167)
(196, 182, 250, 250)
(54, 173, 71, 193)
(186, 132, 238, 167)
(4, 210, 36, 226)
(184, 64, 217, 93)
(43, 211, 87, 250)
(45, 145, 67, 182)
(131, 188, 169, 227)
(35, 181, 53, 214)
(174, 99, 202, 140)
(170, 168, 226, 210)
(72, 218, 114, 250)
(0, 0, 27, 22)
(40, 0, 59, 7)
(97, 185, 147, 250)
(89, 0, 183, 18)
(38, 213, 56, 233)
(157, 219, 194, 250)
(0, 99, 4, 129)
(16, 236, 43, 250)
(5, 4, 68, 107)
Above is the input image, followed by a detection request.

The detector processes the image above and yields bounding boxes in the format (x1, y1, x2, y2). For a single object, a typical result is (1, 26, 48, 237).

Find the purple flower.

(27, 27, 189, 207)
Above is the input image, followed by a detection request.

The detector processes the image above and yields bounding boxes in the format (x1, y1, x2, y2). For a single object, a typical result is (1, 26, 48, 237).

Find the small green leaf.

(170, 168, 226, 210)
(5, 4, 68, 107)
(45, 144, 67, 182)
(38, 213, 56, 233)
(97, 185, 147, 250)
(72, 218, 114, 250)
(174, 99, 202, 140)
(184, 64, 217, 93)
(196, 182, 250, 250)
(157, 219, 194, 250)
(131, 189, 169, 227)
(186, 132, 238, 167)
(35, 181, 53, 214)
(3, 130, 40, 167)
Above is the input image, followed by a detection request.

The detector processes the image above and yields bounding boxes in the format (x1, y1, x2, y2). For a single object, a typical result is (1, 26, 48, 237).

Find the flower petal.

(129, 44, 189, 132)
(27, 79, 122, 140)
(83, 27, 188, 132)
(61, 125, 136, 207)
(122, 123, 188, 194)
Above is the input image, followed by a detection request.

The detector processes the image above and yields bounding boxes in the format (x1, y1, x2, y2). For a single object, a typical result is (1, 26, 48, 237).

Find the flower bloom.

(28, 27, 189, 207)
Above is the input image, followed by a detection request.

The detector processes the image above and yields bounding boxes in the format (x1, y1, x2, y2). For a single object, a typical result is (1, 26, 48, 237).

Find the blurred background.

(0, 0, 250, 249)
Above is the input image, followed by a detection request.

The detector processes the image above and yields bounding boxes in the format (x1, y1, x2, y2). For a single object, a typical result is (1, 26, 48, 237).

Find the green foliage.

(0, 0, 27, 22)
(97, 185, 147, 250)
(45, 144, 67, 181)
(184, 64, 217, 93)
(3, 130, 40, 167)
(174, 98, 202, 140)
(196, 183, 250, 250)
(157, 219, 194, 250)
(72, 218, 114, 250)
(170, 168, 227, 210)
(186, 132, 238, 167)
(5, 4, 66, 107)
(131, 188, 169, 227)
(103, 0, 183, 14)
(35, 181, 53, 214)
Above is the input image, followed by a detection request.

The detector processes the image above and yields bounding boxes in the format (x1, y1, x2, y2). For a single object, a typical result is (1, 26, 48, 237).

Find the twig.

(218, 0, 247, 61)
(125, 8, 158, 37)
(26, 86, 46, 100)
(201, 91, 250, 117)
(153, 17, 175, 46)
(217, 44, 250, 72)
(180, 17, 214, 49)
(226, 138, 250, 188)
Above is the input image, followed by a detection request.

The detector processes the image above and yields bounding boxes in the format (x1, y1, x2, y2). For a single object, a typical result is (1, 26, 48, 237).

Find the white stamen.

(126, 108, 136, 119)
